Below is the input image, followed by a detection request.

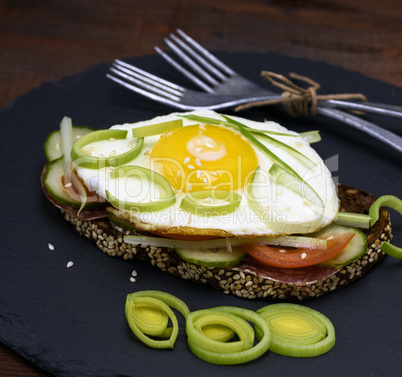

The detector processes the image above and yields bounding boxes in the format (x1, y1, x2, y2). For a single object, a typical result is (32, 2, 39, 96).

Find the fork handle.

(316, 107, 402, 154)
(322, 99, 402, 119)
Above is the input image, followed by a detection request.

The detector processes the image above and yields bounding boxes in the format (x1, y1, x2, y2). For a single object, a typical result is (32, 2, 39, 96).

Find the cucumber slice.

(44, 157, 101, 209)
(175, 246, 246, 267)
(312, 224, 367, 267)
(44, 126, 94, 161)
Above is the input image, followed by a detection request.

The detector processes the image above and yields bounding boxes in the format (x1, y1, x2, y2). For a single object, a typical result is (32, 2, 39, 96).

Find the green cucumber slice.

(312, 224, 367, 267)
(44, 126, 94, 162)
(175, 246, 246, 267)
(44, 157, 100, 209)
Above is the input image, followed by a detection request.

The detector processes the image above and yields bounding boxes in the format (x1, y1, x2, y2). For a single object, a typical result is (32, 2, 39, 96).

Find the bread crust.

(57, 183, 392, 300)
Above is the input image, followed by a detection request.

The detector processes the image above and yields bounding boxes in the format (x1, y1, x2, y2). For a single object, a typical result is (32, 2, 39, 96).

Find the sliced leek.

(180, 114, 296, 137)
(256, 303, 335, 358)
(369, 195, 402, 226)
(223, 115, 315, 169)
(124, 234, 327, 250)
(247, 165, 324, 234)
(333, 211, 370, 229)
(186, 306, 271, 365)
(131, 119, 183, 137)
(60, 116, 74, 168)
(300, 130, 321, 144)
(180, 190, 242, 216)
(71, 129, 144, 169)
(125, 290, 190, 349)
(106, 165, 176, 212)
(369, 195, 402, 258)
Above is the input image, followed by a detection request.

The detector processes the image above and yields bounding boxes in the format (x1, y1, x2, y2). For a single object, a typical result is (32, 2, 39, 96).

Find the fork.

(107, 30, 402, 153)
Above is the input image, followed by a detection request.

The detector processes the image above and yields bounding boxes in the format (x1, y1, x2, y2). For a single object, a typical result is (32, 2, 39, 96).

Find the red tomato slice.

(241, 233, 355, 268)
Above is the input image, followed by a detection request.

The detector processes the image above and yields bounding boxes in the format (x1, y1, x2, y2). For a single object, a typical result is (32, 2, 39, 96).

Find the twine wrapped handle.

(235, 71, 367, 116)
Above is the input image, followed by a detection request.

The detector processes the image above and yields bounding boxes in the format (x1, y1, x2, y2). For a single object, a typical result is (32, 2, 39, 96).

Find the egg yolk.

(150, 124, 258, 193)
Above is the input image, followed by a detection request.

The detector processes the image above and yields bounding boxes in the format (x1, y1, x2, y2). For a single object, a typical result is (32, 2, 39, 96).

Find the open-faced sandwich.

(41, 110, 401, 300)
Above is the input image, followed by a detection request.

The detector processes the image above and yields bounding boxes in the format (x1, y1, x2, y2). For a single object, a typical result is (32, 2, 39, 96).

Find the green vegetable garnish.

(369, 195, 402, 258)
(180, 190, 242, 216)
(124, 291, 336, 364)
(256, 303, 335, 357)
(125, 290, 190, 349)
(71, 129, 144, 169)
(123, 234, 327, 250)
(247, 165, 324, 233)
(186, 306, 271, 365)
(131, 119, 183, 137)
(334, 211, 371, 229)
(106, 165, 176, 212)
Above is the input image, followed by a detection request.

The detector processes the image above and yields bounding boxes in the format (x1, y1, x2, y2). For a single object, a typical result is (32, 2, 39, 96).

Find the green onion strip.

(131, 119, 183, 137)
(71, 129, 144, 169)
(247, 165, 324, 234)
(180, 190, 242, 217)
(123, 234, 327, 250)
(369, 195, 402, 258)
(60, 116, 74, 168)
(106, 165, 176, 212)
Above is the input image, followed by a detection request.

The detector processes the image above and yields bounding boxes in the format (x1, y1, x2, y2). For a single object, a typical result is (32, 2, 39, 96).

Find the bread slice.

(57, 183, 392, 301)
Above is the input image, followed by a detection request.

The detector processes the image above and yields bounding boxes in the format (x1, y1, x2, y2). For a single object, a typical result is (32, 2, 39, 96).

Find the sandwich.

(41, 110, 400, 300)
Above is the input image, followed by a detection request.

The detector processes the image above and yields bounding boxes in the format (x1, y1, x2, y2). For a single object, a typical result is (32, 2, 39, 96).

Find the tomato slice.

(241, 233, 355, 268)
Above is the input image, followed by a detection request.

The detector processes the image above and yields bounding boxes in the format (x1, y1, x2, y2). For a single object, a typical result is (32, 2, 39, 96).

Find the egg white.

(76, 110, 339, 237)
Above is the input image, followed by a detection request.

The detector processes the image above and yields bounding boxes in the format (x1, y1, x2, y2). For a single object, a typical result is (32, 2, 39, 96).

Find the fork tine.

(169, 33, 227, 82)
(108, 64, 183, 102)
(176, 29, 235, 76)
(106, 73, 190, 110)
(154, 46, 214, 93)
(113, 60, 185, 96)
(165, 34, 220, 87)
(109, 67, 182, 102)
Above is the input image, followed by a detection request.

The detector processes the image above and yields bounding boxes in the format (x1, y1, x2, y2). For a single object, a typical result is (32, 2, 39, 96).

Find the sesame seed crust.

(60, 184, 392, 301)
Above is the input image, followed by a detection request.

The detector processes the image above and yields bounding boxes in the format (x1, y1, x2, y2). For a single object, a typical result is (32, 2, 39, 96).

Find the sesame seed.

(195, 158, 202, 166)
(301, 253, 307, 259)
(130, 277, 136, 283)
(64, 182, 72, 188)
(132, 269, 137, 277)
(195, 147, 203, 153)
(279, 249, 286, 253)
(184, 157, 191, 164)
(196, 170, 202, 179)
(176, 170, 182, 177)
(66, 261, 74, 268)
(202, 177, 208, 183)
(211, 171, 218, 176)
(187, 164, 195, 169)
(48, 243, 55, 250)
(327, 235, 334, 240)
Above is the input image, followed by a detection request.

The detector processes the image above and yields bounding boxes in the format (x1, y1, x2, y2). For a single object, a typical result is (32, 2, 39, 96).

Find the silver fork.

(107, 30, 402, 153)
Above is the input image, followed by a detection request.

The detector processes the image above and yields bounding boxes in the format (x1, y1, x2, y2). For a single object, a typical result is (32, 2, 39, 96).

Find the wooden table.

(1, 0, 401, 375)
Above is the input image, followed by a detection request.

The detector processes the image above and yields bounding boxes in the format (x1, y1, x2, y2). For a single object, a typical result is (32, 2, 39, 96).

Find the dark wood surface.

(1, 0, 401, 375)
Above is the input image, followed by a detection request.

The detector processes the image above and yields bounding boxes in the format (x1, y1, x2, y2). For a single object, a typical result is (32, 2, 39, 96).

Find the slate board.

(0, 51, 401, 377)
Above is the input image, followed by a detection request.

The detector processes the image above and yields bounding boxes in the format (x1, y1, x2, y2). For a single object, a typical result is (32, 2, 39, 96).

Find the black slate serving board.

(0, 51, 401, 377)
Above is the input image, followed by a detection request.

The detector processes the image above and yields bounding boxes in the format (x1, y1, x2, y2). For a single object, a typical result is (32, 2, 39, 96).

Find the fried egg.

(76, 110, 339, 237)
